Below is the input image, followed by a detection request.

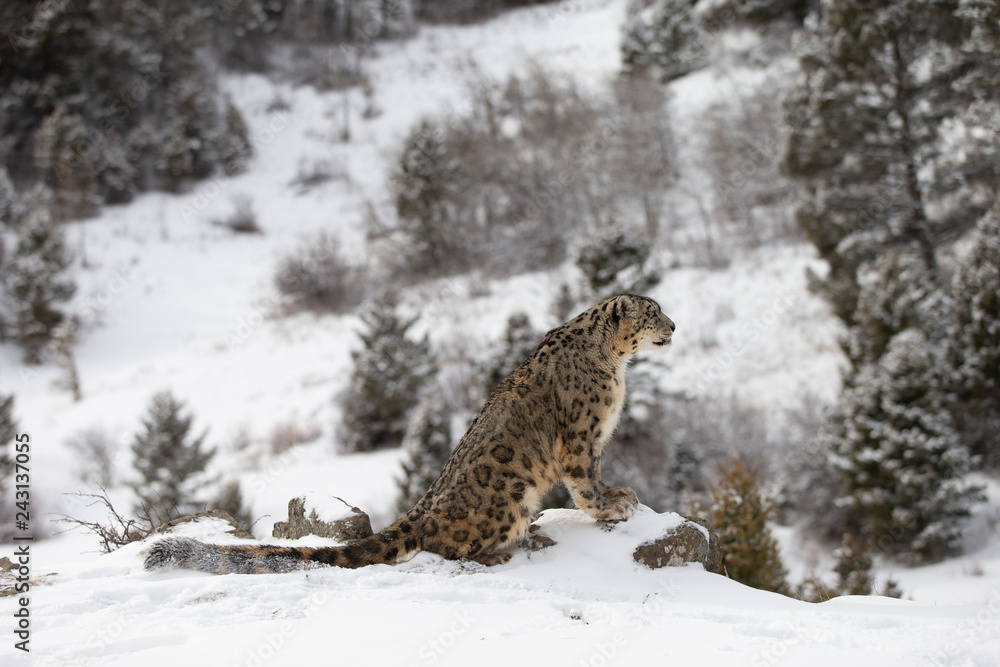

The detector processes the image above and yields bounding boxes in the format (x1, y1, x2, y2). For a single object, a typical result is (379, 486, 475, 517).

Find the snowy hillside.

(1, 0, 999, 665)
(8, 508, 1000, 666)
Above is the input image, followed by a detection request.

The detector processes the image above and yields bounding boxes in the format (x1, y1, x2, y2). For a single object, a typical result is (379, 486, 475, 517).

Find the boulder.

(632, 517, 722, 573)
(272, 494, 374, 542)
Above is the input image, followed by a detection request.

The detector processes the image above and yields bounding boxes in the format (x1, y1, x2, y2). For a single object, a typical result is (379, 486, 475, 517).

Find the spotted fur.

(144, 294, 675, 573)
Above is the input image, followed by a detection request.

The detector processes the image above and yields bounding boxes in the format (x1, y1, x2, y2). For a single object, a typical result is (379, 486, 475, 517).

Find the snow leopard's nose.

(665, 316, 676, 332)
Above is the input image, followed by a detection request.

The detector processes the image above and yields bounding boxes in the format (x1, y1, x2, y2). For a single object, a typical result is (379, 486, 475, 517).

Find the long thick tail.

(144, 527, 418, 574)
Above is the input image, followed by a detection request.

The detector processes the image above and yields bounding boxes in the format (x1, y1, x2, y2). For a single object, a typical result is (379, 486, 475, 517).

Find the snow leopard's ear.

(613, 294, 640, 322)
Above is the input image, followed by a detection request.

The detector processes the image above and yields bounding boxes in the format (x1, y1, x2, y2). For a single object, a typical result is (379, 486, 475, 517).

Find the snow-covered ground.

(10, 508, 1000, 666)
(1, 0, 998, 664)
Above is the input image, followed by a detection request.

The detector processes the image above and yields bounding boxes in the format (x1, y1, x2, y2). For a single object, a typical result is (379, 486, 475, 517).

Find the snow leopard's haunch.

(143, 294, 675, 573)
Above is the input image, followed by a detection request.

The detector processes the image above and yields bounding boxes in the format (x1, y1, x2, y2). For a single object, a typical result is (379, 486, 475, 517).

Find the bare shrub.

(268, 421, 321, 455)
(274, 233, 367, 314)
(274, 44, 363, 92)
(389, 67, 678, 280)
(698, 73, 795, 246)
(290, 158, 346, 194)
(602, 384, 826, 516)
(66, 427, 118, 488)
(58, 488, 165, 553)
(215, 194, 261, 234)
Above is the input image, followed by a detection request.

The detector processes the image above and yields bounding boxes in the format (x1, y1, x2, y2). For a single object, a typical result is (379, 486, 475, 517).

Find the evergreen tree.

(0, 167, 25, 226)
(130, 391, 216, 519)
(339, 291, 437, 453)
(0, 394, 16, 499)
(395, 397, 453, 515)
(210, 480, 253, 531)
(831, 533, 876, 596)
(782, 0, 997, 325)
(2, 207, 76, 364)
(479, 312, 541, 397)
(826, 329, 985, 564)
(1, 1, 252, 211)
(391, 119, 461, 276)
(621, 0, 707, 82)
(32, 102, 99, 219)
(736, 0, 814, 24)
(575, 230, 661, 301)
(949, 203, 1000, 467)
(846, 251, 953, 369)
(708, 455, 789, 594)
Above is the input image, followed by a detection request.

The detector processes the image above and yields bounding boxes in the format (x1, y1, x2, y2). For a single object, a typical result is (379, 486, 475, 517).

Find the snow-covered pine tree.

(708, 454, 789, 594)
(736, 0, 813, 24)
(782, 0, 996, 325)
(0, 393, 15, 498)
(845, 251, 954, 370)
(934, 0, 1000, 232)
(574, 230, 661, 301)
(0, 166, 25, 227)
(831, 532, 874, 596)
(395, 397, 453, 515)
(949, 202, 1000, 468)
(339, 291, 437, 453)
(479, 312, 541, 397)
(2, 207, 76, 364)
(0, 393, 16, 541)
(621, 0, 707, 82)
(32, 102, 99, 220)
(130, 391, 216, 519)
(392, 119, 461, 277)
(826, 328, 985, 564)
(1, 1, 251, 207)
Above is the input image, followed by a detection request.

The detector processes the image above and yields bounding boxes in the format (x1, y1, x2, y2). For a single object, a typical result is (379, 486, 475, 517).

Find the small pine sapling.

(339, 291, 437, 453)
(129, 391, 216, 519)
(708, 454, 790, 594)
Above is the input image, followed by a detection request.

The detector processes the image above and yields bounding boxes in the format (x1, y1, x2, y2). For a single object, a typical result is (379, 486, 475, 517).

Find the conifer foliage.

(1, 208, 76, 364)
(1, 1, 252, 216)
(708, 455, 789, 594)
(0, 394, 16, 499)
(620, 0, 707, 82)
(130, 392, 216, 519)
(395, 398, 453, 514)
(339, 291, 437, 453)
(782, 0, 999, 324)
(479, 312, 542, 397)
(826, 329, 985, 564)
(949, 204, 1000, 467)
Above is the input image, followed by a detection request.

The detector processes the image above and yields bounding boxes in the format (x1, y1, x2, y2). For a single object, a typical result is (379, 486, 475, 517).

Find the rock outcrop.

(632, 517, 722, 573)
(271, 494, 374, 542)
